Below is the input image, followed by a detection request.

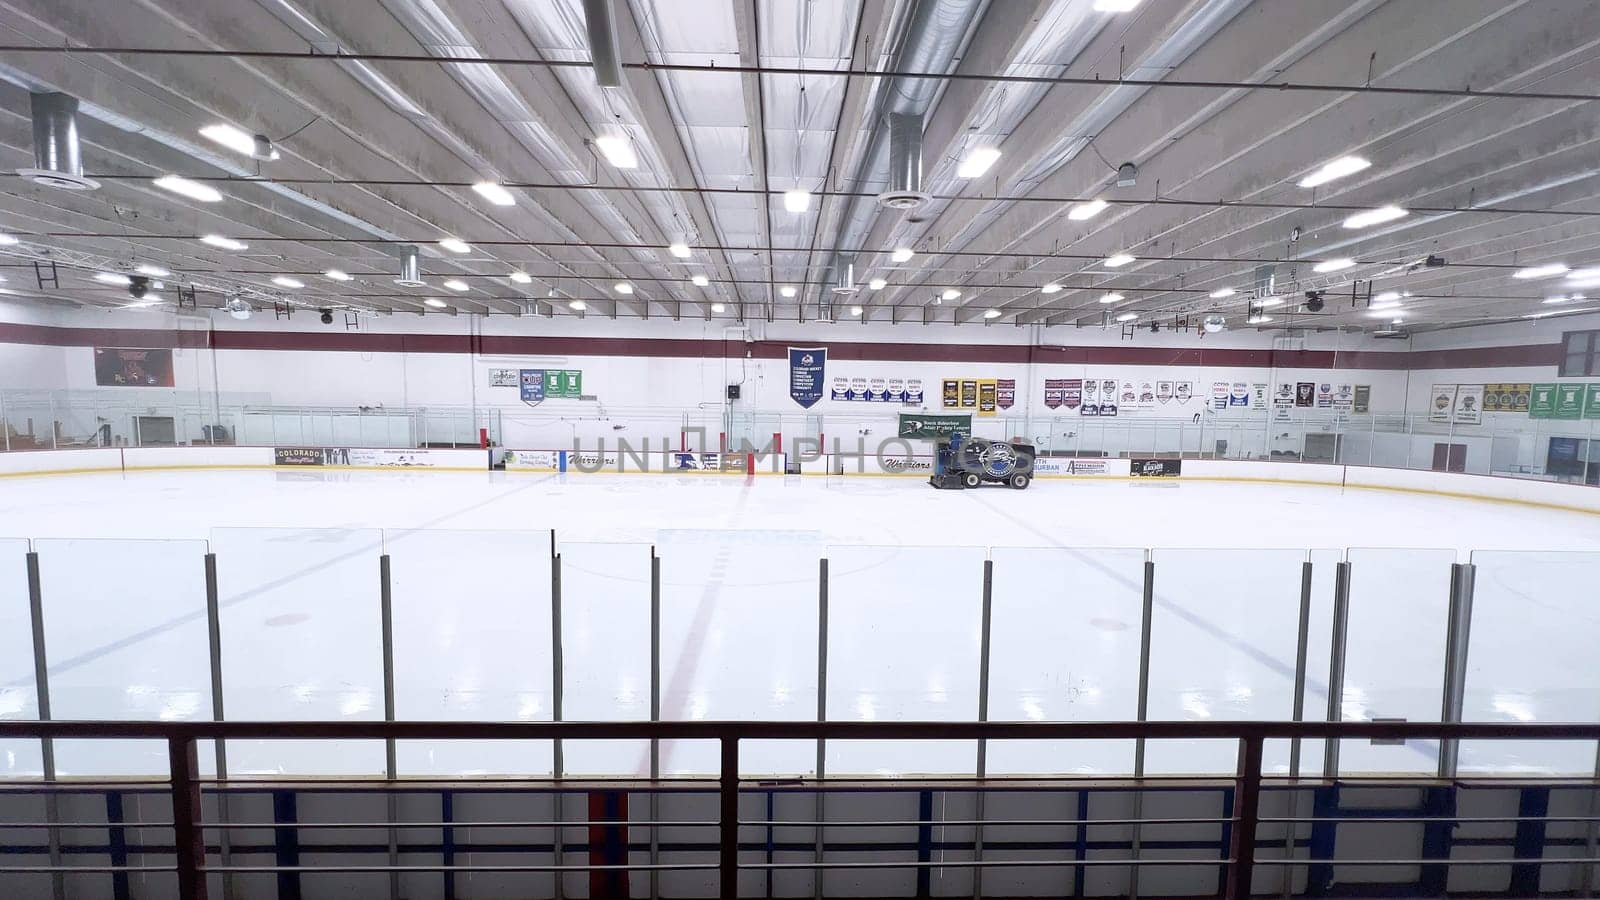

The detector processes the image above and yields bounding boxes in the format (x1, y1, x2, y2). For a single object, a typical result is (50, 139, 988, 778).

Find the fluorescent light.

(868, 278, 887, 290)
(471, 181, 516, 206)
(614, 282, 633, 294)
(691, 274, 709, 287)
(1343, 205, 1408, 229)
(1313, 258, 1354, 273)
(1565, 276, 1600, 290)
(1103, 253, 1135, 267)
(779, 285, 797, 298)
(0, 233, 18, 245)
(569, 299, 587, 311)
(1565, 267, 1600, 281)
(1093, 0, 1140, 10)
(94, 272, 132, 286)
(849, 305, 863, 316)
(1208, 287, 1236, 299)
(271, 276, 305, 289)
(783, 189, 811, 212)
(509, 271, 532, 284)
(424, 298, 448, 309)
(1514, 263, 1568, 280)
(439, 238, 471, 254)
(594, 134, 638, 169)
(135, 264, 171, 277)
(199, 123, 262, 158)
(153, 175, 222, 203)
(1068, 199, 1108, 221)
(443, 279, 469, 292)
(1115, 312, 1138, 322)
(1298, 155, 1371, 188)
(957, 147, 1001, 178)
(1365, 308, 1399, 318)
(711, 303, 726, 313)
(200, 235, 247, 250)
(320, 269, 351, 282)
(1098, 292, 1124, 304)
(1544, 295, 1573, 304)
(1257, 296, 1284, 308)
(1041, 283, 1062, 294)
(122, 299, 161, 309)
(942, 289, 961, 301)
(983, 308, 1002, 319)
(891, 247, 914, 263)
(669, 242, 691, 259)
(1370, 291, 1402, 304)
(1247, 315, 1274, 324)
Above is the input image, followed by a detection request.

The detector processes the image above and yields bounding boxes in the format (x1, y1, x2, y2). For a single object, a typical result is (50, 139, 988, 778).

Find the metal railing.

(2, 718, 1600, 900)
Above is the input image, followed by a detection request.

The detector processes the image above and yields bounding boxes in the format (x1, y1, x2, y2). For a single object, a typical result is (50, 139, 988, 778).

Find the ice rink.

(2, 469, 1597, 781)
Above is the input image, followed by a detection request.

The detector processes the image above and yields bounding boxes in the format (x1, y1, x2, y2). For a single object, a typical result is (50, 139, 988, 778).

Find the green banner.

(1585, 384, 1600, 420)
(1555, 383, 1586, 419)
(542, 369, 583, 398)
(898, 413, 972, 440)
(1529, 383, 1558, 419)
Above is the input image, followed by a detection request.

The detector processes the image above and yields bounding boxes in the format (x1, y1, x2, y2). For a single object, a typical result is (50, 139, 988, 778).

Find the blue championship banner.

(789, 346, 826, 408)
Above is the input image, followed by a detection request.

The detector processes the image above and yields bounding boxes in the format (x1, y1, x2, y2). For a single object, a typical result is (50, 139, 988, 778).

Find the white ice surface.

(0, 470, 1596, 778)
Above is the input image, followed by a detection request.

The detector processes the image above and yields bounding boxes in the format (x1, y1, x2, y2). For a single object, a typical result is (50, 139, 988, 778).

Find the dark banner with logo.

(788, 346, 826, 408)
(898, 413, 972, 440)
(94, 348, 175, 387)
(1130, 458, 1182, 477)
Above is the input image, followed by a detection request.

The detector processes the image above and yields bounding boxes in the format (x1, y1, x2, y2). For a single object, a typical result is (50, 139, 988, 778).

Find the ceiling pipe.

(878, 112, 929, 210)
(582, 0, 624, 89)
(831, 254, 858, 294)
(19, 92, 99, 190)
(395, 246, 425, 287)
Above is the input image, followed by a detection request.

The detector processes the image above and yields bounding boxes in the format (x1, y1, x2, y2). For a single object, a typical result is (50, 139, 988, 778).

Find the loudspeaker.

(726, 384, 741, 400)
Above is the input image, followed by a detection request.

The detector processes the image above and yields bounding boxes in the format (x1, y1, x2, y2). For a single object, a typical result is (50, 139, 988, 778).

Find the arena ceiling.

(1, 0, 1599, 335)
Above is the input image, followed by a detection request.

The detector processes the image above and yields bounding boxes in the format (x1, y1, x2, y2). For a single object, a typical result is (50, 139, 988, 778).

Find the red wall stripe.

(0, 322, 1563, 371)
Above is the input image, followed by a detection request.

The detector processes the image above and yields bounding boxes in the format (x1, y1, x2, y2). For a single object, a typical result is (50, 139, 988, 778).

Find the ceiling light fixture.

(424, 298, 448, 309)
(783, 189, 811, 212)
(1098, 292, 1124, 304)
(94, 272, 131, 286)
(1067, 199, 1108, 221)
(593, 134, 638, 169)
(443, 279, 469, 292)
(1298, 155, 1370, 188)
(1343, 205, 1408, 229)
(691, 274, 709, 287)
(891, 247, 914, 263)
(614, 282, 633, 294)
(849, 305, 863, 316)
(153, 175, 222, 203)
(271, 276, 304, 289)
(1564, 276, 1600, 290)
(780, 285, 797, 298)
(1208, 287, 1236, 299)
(438, 238, 471, 254)
(471, 181, 516, 206)
(135, 264, 171, 278)
(569, 299, 587, 311)
(1115, 312, 1138, 322)
(200, 235, 247, 251)
(1093, 0, 1141, 10)
(1543, 295, 1572, 304)
(1513, 263, 1568, 280)
(1257, 296, 1284, 308)
(711, 302, 726, 313)
(942, 289, 961, 301)
(1371, 291, 1402, 306)
(868, 278, 887, 290)
(1041, 283, 1062, 294)
(324, 269, 352, 282)
(0, 233, 18, 245)
(1313, 258, 1354, 273)
(669, 242, 692, 259)
(200, 123, 279, 161)
(1564, 267, 1600, 281)
(1247, 314, 1274, 324)
(1103, 253, 1135, 267)
(983, 308, 1002, 319)
(509, 271, 532, 284)
(957, 147, 1001, 179)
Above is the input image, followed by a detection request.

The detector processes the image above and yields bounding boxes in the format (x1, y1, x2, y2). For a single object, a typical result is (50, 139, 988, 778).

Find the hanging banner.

(488, 368, 518, 387)
(942, 379, 960, 408)
(519, 369, 546, 402)
(898, 413, 972, 440)
(960, 380, 979, 409)
(1555, 383, 1586, 419)
(996, 378, 1016, 410)
(1135, 381, 1156, 409)
(1483, 383, 1531, 412)
(1453, 384, 1484, 424)
(1062, 378, 1082, 410)
(1250, 384, 1268, 410)
(1586, 384, 1600, 419)
(1044, 378, 1068, 409)
(788, 347, 826, 408)
(1272, 384, 1296, 422)
(867, 377, 887, 401)
(1211, 382, 1230, 411)
(544, 369, 583, 398)
(1353, 385, 1372, 413)
(1295, 382, 1315, 408)
(1331, 384, 1355, 412)
(1082, 378, 1100, 412)
(94, 348, 175, 387)
(1156, 381, 1174, 404)
(1316, 383, 1334, 408)
(1429, 384, 1458, 422)
(977, 379, 998, 416)
(1530, 383, 1559, 419)
(1174, 381, 1194, 404)
(1229, 382, 1250, 407)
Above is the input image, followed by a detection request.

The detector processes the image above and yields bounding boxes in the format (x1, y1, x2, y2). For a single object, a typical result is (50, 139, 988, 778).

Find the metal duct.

(1254, 264, 1277, 299)
(19, 92, 99, 190)
(582, 0, 624, 88)
(831, 255, 858, 294)
(395, 246, 425, 287)
(878, 113, 928, 210)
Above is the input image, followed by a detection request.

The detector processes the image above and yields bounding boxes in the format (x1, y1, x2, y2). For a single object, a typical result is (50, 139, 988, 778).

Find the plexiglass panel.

(1339, 548, 1454, 774)
(1461, 550, 1600, 774)
(825, 546, 985, 775)
(387, 529, 554, 776)
(986, 547, 1145, 775)
(658, 531, 820, 776)
(0, 539, 41, 776)
(35, 539, 211, 776)
(559, 542, 652, 775)
(212, 527, 385, 775)
(1146, 549, 1307, 774)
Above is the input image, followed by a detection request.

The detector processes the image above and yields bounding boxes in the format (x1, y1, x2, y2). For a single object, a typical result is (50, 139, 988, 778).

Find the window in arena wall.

(1561, 330, 1599, 377)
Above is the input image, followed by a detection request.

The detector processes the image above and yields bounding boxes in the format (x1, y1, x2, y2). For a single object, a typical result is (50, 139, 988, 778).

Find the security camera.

(319, 308, 334, 325)
(127, 276, 150, 300)
(1304, 290, 1325, 313)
